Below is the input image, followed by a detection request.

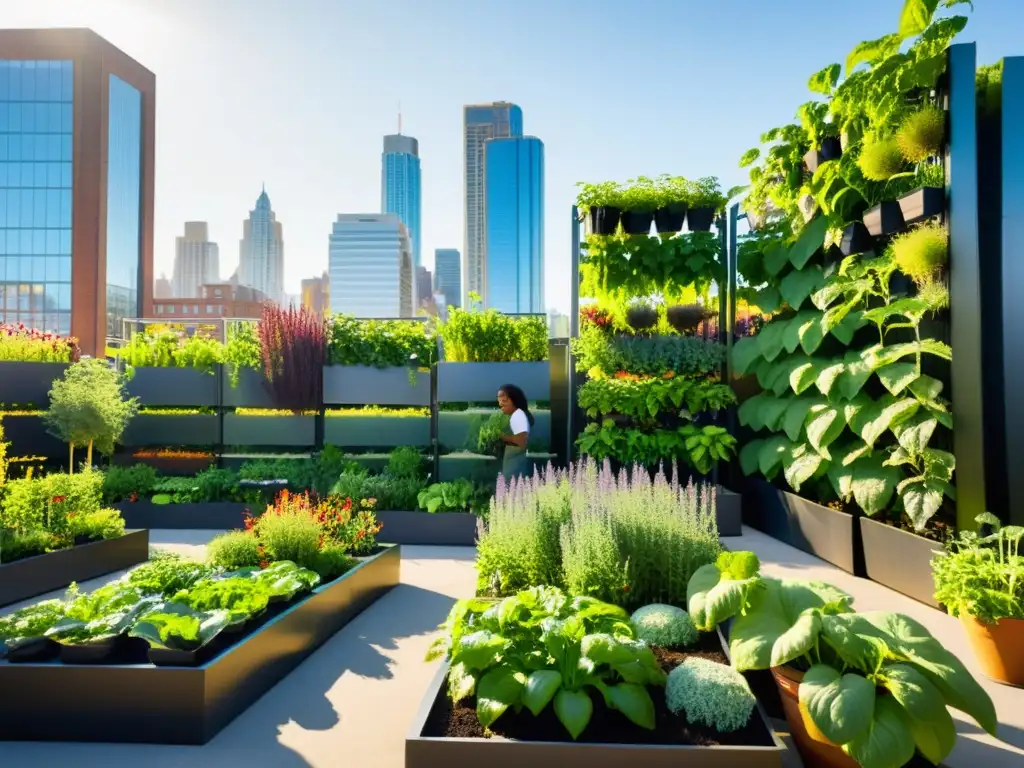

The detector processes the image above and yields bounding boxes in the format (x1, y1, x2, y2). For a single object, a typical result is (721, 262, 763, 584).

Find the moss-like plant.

(665, 657, 756, 733)
(917, 278, 950, 312)
(630, 604, 698, 648)
(896, 105, 945, 163)
(857, 136, 906, 181)
(891, 221, 948, 284)
(206, 530, 261, 569)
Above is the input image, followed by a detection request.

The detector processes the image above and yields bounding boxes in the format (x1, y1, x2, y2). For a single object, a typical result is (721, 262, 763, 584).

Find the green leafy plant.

(577, 375, 736, 421)
(125, 552, 216, 597)
(665, 657, 756, 733)
(857, 136, 907, 181)
(207, 531, 263, 570)
(468, 412, 510, 457)
(326, 315, 436, 368)
(438, 297, 548, 363)
(574, 180, 624, 218)
(424, 586, 665, 739)
(890, 221, 948, 284)
(129, 604, 231, 651)
(120, 329, 224, 375)
(386, 446, 425, 480)
(67, 508, 125, 541)
(0, 469, 103, 537)
(572, 326, 726, 378)
(629, 604, 698, 648)
(896, 104, 945, 162)
(417, 479, 477, 514)
(687, 176, 727, 212)
(101, 463, 159, 504)
(576, 422, 736, 474)
(224, 321, 262, 387)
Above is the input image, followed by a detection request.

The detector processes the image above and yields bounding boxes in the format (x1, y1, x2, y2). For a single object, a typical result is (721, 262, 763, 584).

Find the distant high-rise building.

(548, 309, 570, 338)
(154, 274, 172, 299)
(434, 248, 461, 310)
(172, 221, 219, 298)
(463, 102, 523, 307)
(381, 128, 422, 274)
(0, 29, 155, 356)
(238, 186, 284, 304)
(416, 267, 432, 310)
(485, 136, 544, 315)
(328, 214, 412, 318)
(150, 283, 267, 339)
(301, 272, 329, 315)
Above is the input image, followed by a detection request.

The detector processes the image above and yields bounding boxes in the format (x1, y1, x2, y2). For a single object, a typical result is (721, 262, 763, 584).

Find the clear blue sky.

(4, 0, 1022, 311)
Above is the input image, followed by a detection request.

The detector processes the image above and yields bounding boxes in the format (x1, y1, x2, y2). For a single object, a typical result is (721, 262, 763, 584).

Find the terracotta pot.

(771, 666, 860, 768)
(961, 613, 1024, 687)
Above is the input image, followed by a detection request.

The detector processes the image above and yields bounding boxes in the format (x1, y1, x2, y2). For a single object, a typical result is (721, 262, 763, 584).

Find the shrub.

(326, 315, 435, 368)
(258, 304, 326, 411)
(313, 543, 355, 581)
(224, 321, 262, 386)
(101, 463, 159, 504)
(254, 500, 324, 569)
(625, 302, 658, 332)
(0, 470, 103, 535)
(896, 105, 945, 163)
(68, 508, 126, 541)
(891, 221, 948, 285)
(386, 446, 425, 480)
(0, 529, 58, 563)
(120, 329, 223, 374)
(630, 604, 698, 648)
(206, 531, 262, 570)
(331, 471, 420, 511)
(857, 137, 906, 182)
(665, 657, 756, 733)
(438, 297, 548, 362)
(666, 304, 713, 334)
(0, 323, 80, 363)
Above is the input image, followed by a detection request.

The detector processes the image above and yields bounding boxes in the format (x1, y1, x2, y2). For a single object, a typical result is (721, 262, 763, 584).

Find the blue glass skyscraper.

(434, 248, 461, 309)
(484, 136, 544, 315)
(381, 133, 421, 279)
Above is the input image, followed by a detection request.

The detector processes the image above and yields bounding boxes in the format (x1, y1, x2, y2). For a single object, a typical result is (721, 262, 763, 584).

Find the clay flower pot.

(960, 613, 1024, 687)
(771, 666, 860, 768)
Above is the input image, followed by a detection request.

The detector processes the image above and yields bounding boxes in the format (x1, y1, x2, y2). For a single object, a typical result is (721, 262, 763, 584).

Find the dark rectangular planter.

(897, 186, 944, 225)
(438, 409, 551, 452)
(113, 453, 215, 476)
(742, 478, 859, 574)
(0, 414, 64, 458)
(716, 486, 742, 537)
(863, 200, 906, 236)
(112, 502, 251, 531)
(406, 628, 785, 768)
(376, 510, 478, 546)
(436, 361, 550, 403)
(322, 365, 430, 407)
(0, 360, 68, 406)
(120, 414, 219, 447)
(125, 366, 219, 408)
(0, 544, 401, 744)
(0, 529, 150, 608)
(859, 517, 942, 609)
(323, 415, 430, 448)
(221, 368, 276, 408)
(223, 414, 315, 448)
(438, 453, 499, 483)
(840, 221, 874, 256)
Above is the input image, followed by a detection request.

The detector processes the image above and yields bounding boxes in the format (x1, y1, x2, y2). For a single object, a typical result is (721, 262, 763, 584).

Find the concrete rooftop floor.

(0, 528, 1021, 767)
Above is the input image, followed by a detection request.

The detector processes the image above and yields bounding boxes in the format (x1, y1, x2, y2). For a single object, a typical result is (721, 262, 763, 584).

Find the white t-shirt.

(509, 408, 531, 436)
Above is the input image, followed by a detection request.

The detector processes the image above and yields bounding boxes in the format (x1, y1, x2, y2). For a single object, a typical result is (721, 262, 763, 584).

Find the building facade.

(154, 273, 171, 299)
(0, 29, 155, 355)
(172, 221, 219, 298)
(484, 136, 544, 315)
(381, 133, 421, 275)
(328, 214, 412, 318)
(463, 102, 522, 307)
(416, 266, 432, 311)
(150, 283, 267, 340)
(301, 271, 329, 315)
(433, 248, 461, 310)
(238, 186, 284, 304)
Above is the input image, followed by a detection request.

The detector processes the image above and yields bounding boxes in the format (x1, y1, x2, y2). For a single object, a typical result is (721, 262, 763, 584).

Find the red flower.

(129, 492, 138, 502)
(51, 495, 67, 504)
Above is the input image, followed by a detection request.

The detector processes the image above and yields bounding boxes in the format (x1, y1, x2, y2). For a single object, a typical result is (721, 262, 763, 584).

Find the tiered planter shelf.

(0, 544, 401, 744)
(436, 361, 551, 403)
(0, 361, 68, 406)
(0, 413, 64, 458)
(222, 414, 315, 448)
(324, 416, 430, 449)
(221, 368, 276, 409)
(121, 414, 219, 447)
(438, 409, 552, 451)
(125, 367, 219, 408)
(322, 365, 431, 407)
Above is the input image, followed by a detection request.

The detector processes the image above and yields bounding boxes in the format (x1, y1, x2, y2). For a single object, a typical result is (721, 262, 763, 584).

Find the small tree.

(44, 359, 139, 472)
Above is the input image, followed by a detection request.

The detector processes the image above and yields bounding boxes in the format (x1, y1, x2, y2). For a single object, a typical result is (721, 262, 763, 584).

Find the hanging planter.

(863, 200, 906, 236)
(653, 203, 687, 234)
(686, 207, 715, 232)
(898, 186, 945, 225)
(583, 206, 621, 236)
(839, 221, 874, 256)
(618, 209, 654, 235)
(802, 137, 843, 173)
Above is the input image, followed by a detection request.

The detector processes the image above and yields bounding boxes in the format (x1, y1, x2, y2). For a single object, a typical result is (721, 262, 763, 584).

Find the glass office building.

(433, 248, 461, 309)
(328, 214, 412, 318)
(484, 136, 544, 315)
(381, 134, 421, 277)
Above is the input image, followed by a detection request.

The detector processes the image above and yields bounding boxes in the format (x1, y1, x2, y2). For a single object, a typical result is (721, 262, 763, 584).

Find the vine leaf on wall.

(788, 216, 829, 270)
(806, 404, 848, 459)
(783, 396, 825, 442)
(898, 0, 941, 40)
(780, 266, 826, 310)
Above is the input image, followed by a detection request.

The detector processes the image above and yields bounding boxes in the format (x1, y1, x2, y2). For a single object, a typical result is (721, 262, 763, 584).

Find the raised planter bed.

(125, 366, 219, 408)
(0, 529, 150, 608)
(716, 487, 742, 537)
(324, 415, 430, 449)
(322, 365, 431, 407)
(0, 413, 64, 458)
(113, 453, 215, 476)
(120, 413, 219, 447)
(221, 368, 276, 409)
(436, 361, 551, 403)
(438, 409, 552, 451)
(742, 478, 859, 574)
(438, 453, 498, 483)
(113, 502, 251, 531)
(223, 413, 315, 448)
(0, 360, 68, 406)
(0, 543, 401, 744)
(376, 510, 479, 546)
(406, 627, 785, 768)
(859, 516, 943, 608)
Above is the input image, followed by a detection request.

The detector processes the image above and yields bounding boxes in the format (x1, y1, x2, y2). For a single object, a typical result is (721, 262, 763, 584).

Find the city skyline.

(237, 187, 284, 304)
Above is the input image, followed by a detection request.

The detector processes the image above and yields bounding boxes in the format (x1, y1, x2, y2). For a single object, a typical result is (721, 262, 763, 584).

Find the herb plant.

(438, 296, 548, 363)
(629, 604, 698, 648)
(326, 315, 436, 368)
(665, 657, 756, 733)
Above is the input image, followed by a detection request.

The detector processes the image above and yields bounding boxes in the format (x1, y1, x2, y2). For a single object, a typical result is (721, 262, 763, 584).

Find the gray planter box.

(859, 517, 943, 608)
(223, 414, 315, 447)
(125, 366, 219, 407)
(120, 414, 219, 447)
(322, 365, 430, 407)
(0, 361, 68, 406)
(436, 361, 550, 403)
(438, 453, 499, 483)
(376, 510, 478, 546)
(114, 502, 251, 530)
(324, 416, 430, 448)
(221, 368, 276, 408)
(716, 486, 742, 537)
(438, 409, 551, 452)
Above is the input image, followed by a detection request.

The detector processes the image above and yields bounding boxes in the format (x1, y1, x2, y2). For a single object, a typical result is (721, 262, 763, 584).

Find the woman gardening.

(496, 384, 533, 480)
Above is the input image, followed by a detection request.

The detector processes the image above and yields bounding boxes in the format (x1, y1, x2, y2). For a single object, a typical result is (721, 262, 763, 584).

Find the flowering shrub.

(0, 323, 80, 363)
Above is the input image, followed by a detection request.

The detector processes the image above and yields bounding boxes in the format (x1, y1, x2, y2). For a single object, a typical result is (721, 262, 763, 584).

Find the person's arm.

(502, 411, 529, 448)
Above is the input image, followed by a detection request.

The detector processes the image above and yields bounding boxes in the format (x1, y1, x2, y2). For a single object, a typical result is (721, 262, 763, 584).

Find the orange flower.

(662, 371, 675, 379)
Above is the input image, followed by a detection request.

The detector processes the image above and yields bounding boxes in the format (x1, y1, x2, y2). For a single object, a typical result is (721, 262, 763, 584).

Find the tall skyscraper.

(416, 266, 432, 310)
(172, 222, 219, 298)
(238, 187, 284, 304)
(328, 214, 412, 318)
(484, 136, 544, 315)
(463, 102, 523, 307)
(381, 127, 421, 277)
(434, 248, 461, 310)
(0, 29, 155, 355)
(154, 274, 172, 299)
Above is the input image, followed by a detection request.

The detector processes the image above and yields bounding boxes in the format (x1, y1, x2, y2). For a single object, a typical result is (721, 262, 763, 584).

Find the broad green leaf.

(836, 358, 873, 400)
(923, 448, 955, 479)
(739, 439, 764, 476)
(581, 633, 637, 667)
(900, 479, 945, 532)
(756, 286, 783, 314)
(771, 611, 822, 667)
(789, 216, 828, 269)
(605, 683, 656, 730)
(876, 362, 920, 396)
(780, 265, 826, 310)
(846, 33, 901, 73)
(898, 0, 940, 39)
(880, 664, 947, 726)
(850, 456, 902, 515)
(732, 335, 763, 376)
(861, 297, 930, 326)
(522, 669, 562, 716)
(811, 281, 847, 311)
(448, 661, 476, 701)
(476, 665, 526, 727)
(850, 397, 919, 448)
(815, 360, 846, 397)
(687, 561, 761, 631)
(790, 359, 824, 395)
(757, 318, 790, 362)
(782, 396, 822, 442)
(761, 395, 793, 432)
(758, 435, 794, 478)
(455, 630, 508, 671)
(808, 63, 841, 95)
(903, 703, 957, 766)
(843, 696, 917, 768)
(831, 310, 866, 345)
(828, 459, 855, 500)
(806, 404, 847, 457)
(893, 415, 938, 454)
(820, 616, 890, 672)
(554, 688, 593, 740)
(764, 242, 792, 276)
(909, 374, 944, 402)
(799, 664, 876, 745)
(784, 445, 826, 491)
(799, 316, 827, 356)
(738, 393, 769, 430)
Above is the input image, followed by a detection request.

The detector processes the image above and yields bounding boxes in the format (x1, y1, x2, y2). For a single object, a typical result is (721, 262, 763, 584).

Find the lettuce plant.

(425, 586, 665, 739)
(687, 551, 998, 768)
(130, 603, 232, 651)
